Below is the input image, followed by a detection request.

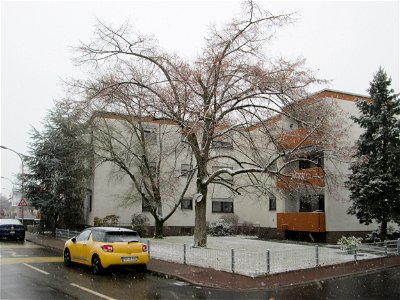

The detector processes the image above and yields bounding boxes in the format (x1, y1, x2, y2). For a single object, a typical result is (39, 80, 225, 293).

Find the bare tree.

(70, 1, 328, 247)
(90, 110, 195, 238)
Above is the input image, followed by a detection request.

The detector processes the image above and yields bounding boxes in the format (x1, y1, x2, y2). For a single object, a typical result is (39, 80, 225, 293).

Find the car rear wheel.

(136, 264, 147, 273)
(92, 255, 104, 275)
(63, 249, 71, 267)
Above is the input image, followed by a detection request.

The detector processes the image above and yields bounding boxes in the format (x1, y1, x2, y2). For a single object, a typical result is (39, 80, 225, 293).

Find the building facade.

(84, 89, 384, 243)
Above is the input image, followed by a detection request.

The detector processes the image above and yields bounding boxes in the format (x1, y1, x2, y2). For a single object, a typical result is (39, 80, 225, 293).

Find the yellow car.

(63, 227, 149, 274)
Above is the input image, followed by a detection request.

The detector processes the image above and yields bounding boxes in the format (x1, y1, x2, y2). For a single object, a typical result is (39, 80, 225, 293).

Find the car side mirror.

(71, 237, 77, 243)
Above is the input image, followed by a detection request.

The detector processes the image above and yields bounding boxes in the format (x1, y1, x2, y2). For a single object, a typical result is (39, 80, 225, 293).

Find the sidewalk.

(26, 232, 400, 290)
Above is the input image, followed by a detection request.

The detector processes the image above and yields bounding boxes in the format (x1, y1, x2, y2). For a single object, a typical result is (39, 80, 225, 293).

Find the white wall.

(89, 94, 383, 235)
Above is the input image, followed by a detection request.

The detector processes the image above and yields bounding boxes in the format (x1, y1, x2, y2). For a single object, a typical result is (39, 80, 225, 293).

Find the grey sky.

(1, 0, 399, 196)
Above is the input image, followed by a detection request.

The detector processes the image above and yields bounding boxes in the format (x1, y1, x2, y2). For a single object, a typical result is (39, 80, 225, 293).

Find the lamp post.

(0, 145, 25, 223)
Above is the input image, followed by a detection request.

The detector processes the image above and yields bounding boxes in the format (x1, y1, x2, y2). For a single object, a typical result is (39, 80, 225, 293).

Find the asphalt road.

(1, 240, 399, 299)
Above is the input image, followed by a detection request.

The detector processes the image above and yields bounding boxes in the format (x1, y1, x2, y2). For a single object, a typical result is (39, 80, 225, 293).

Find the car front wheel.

(92, 255, 104, 275)
(64, 249, 71, 267)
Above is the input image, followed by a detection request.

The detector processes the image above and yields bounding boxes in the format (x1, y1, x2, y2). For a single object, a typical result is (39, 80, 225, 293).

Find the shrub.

(220, 214, 239, 233)
(241, 221, 256, 235)
(131, 213, 149, 237)
(208, 219, 234, 236)
(337, 236, 363, 251)
(93, 215, 120, 227)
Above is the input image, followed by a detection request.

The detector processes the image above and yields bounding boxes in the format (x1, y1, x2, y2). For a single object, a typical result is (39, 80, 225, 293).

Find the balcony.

(277, 167, 325, 190)
(277, 212, 326, 232)
(278, 128, 320, 150)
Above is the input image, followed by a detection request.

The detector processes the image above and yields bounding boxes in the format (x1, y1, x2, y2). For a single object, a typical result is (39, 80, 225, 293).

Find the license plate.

(10, 231, 15, 234)
(121, 256, 138, 262)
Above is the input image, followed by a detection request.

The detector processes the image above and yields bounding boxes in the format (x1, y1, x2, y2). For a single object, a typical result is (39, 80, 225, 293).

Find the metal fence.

(54, 228, 399, 277)
(146, 239, 400, 277)
(55, 228, 80, 240)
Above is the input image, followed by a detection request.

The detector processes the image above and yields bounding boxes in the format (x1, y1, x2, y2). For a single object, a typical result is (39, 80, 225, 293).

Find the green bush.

(208, 219, 234, 236)
(93, 215, 120, 227)
(220, 214, 239, 233)
(131, 213, 149, 237)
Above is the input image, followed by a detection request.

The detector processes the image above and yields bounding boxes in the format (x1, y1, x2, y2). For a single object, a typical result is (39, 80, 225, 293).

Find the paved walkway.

(26, 232, 400, 290)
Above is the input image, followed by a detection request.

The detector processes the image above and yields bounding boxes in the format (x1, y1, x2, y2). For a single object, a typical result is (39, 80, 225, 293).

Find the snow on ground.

(146, 235, 380, 277)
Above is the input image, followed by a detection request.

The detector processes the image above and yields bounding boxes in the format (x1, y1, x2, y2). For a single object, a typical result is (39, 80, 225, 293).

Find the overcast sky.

(1, 0, 399, 197)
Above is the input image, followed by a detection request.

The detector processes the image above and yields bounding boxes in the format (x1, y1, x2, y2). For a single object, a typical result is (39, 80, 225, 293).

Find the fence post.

(384, 240, 388, 256)
(315, 245, 320, 267)
(183, 244, 187, 265)
(266, 250, 270, 274)
(231, 249, 235, 273)
(354, 244, 357, 262)
(397, 239, 400, 255)
(147, 240, 151, 256)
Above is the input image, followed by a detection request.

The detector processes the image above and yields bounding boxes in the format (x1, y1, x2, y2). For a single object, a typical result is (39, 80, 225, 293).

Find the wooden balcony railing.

(277, 212, 326, 232)
(278, 128, 320, 150)
(277, 167, 325, 190)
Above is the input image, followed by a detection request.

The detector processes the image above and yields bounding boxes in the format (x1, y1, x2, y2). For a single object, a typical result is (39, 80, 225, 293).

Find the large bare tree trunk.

(194, 173, 208, 247)
(154, 218, 164, 239)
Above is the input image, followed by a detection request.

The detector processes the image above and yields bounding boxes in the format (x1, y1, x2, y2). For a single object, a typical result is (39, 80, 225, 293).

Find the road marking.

(0, 256, 63, 265)
(23, 263, 50, 275)
(70, 283, 117, 300)
(0, 249, 29, 257)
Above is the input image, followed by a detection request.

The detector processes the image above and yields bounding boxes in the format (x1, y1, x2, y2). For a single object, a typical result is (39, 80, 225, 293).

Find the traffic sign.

(18, 198, 29, 207)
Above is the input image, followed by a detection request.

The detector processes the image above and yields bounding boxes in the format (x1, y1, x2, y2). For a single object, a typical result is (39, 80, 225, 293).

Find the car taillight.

(101, 245, 113, 252)
(142, 244, 148, 252)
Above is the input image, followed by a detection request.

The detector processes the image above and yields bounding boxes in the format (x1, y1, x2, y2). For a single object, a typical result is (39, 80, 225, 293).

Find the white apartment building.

(84, 89, 380, 243)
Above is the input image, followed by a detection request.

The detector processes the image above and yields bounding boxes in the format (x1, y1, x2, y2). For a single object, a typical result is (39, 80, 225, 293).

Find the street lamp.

(0, 145, 26, 223)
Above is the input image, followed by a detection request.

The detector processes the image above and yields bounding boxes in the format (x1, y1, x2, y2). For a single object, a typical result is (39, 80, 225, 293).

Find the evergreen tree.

(24, 107, 92, 232)
(347, 68, 400, 241)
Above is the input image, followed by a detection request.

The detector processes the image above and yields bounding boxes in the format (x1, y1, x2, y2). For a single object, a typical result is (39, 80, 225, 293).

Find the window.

(91, 230, 105, 242)
(76, 230, 91, 242)
(269, 194, 276, 211)
(299, 195, 325, 212)
(212, 199, 234, 213)
(143, 128, 157, 144)
(142, 198, 152, 212)
(317, 195, 325, 211)
(181, 164, 193, 177)
(181, 198, 193, 210)
(299, 152, 324, 170)
(212, 140, 233, 150)
(105, 231, 139, 242)
(299, 197, 312, 212)
(212, 166, 233, 182)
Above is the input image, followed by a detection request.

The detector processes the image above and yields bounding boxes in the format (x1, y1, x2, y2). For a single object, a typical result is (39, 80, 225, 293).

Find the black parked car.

(0, 219, 25, 241)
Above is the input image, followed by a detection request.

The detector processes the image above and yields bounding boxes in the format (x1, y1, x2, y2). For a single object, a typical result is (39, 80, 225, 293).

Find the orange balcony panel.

(277, 167, 325, 190)
(277, 212, 326, 232)
(278, 128, 320, 150)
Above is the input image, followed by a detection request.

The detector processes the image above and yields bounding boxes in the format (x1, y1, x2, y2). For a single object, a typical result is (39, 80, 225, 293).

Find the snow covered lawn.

(146, 235, 380, 277)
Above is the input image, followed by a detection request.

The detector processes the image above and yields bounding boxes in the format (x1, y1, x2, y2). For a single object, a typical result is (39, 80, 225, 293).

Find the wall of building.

(88, 90, 383, 242)
(323, 97, 377, 233)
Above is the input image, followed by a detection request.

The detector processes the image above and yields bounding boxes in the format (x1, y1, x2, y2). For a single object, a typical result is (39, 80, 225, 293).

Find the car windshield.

(104, 231, 140, 243)
(0, 219, 22, 225)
